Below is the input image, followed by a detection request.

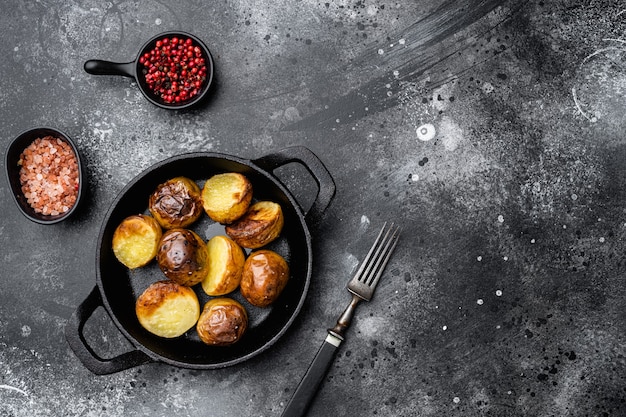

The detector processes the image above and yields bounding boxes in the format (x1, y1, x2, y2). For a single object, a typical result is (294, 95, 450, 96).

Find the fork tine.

(355, 222, 400, 285)
(362, 223, 400, 287)
(351, 221, 389, 282)
(359, 223, 392, 284)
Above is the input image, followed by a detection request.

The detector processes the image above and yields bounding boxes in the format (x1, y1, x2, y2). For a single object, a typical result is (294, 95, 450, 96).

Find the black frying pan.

(65, 146, 335, 375)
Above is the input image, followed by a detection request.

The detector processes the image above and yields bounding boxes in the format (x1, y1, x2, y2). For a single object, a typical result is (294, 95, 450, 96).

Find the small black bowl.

(5, 127, 84, 224)
(84, 31, 214, 110)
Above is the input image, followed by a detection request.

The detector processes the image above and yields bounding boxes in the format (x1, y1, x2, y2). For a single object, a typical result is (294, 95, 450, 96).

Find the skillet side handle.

(65, 286, 153, 375)
(254, 146, 336, 229)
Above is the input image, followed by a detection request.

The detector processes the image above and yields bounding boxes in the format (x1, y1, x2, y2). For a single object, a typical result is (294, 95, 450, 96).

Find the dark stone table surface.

(2, 1, 626, 416)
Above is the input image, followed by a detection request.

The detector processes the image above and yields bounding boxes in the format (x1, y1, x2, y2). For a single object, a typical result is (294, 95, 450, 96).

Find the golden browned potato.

(148, 176, 203, 229)
(240, 249, 290, 307)
(157, 228, 209, 286)
(201, 235, 246, 296)
(225, 201, 284, 249)
(201, 172, 253, 224)
(135, 280, 200, 338)
(112, 214, 163, 269)
(196, 298, 248, 346)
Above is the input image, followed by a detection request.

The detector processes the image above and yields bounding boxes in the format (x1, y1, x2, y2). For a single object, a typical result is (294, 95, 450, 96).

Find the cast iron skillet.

(65, 146, 335, 375)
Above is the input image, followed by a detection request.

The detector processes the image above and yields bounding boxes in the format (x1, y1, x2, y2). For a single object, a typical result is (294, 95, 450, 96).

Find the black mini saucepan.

(65, 146, 335, 374)
(84, 31, 214, 110)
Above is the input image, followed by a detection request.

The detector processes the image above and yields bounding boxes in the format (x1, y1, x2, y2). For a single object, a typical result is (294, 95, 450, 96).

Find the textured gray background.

(2, 0, 626, 416)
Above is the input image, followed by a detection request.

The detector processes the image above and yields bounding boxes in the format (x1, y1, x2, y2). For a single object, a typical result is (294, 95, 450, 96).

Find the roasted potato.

(157, 228, 209, 286)
(240, 249, 289, 307)
(225, 201, 284, 249)
(148, 176, 203, 229)
(112, 214, 162, 269)
(201, 172, 253, 224)
(201, 235, 246, 296)
(196, 297, 248, 346)
(135, 280, 200, 338)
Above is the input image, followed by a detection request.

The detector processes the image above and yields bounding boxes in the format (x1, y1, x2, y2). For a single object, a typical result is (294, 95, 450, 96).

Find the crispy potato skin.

(149, 176, 203, 229)
(196, 298, 248, 346)
(112, 214, 163, 269)
(240, 249, 290, 307)
(201, 172, 253, 224)
(157, 229, 208, 286)
(201, 235, 246, 296)
(135, 280, 200, 338)
(225, 201, 284, 249)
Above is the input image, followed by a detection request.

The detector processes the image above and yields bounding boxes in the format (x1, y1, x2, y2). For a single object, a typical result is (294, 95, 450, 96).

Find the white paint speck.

(410, 173, 419, 182)
(453, 396, 460, 404)
(93, 127, 114, 141)
(477, 299, 484, 305)
(439, 116, 464, 151)
(356, 316, 388, 337)
(284, 106, 301, 122)
(399, 38, 406, 45)
(503, 256, 509, 261)
(155, 18, 162, 25)
(21, 325, 31, 337)
(571, 193, 578, 200)
(530, 238, 536, 244)
(378, 48, 384, 55)
(477, 256, 482, 261)
(599, 237, 605, 243)
(416, 123, 436, 141)
(496, 290, 503, 297)
(497, 215, 504, 223)
(14, 46, 19, 52)
(442, 325, 447, 331)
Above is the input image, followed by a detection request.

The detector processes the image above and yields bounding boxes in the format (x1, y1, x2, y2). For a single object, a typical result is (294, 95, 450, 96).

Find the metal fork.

(280, 222, 401, 417)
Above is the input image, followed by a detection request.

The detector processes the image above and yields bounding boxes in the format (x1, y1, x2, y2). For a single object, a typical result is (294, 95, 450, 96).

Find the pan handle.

(84, 60, 136, 78)
(253, 146, 336, 229)
(65, 286, 153, 375)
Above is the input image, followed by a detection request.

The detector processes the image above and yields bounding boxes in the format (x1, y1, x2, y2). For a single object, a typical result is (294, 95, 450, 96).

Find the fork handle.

(329, 294, 361, 339)
(280, 333, 343, 417)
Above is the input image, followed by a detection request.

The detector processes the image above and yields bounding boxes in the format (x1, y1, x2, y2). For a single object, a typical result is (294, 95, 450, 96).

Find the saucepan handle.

(253, 146, 336, 229)
(84, 60, 136, 78)
(65, 286, 153, 375)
